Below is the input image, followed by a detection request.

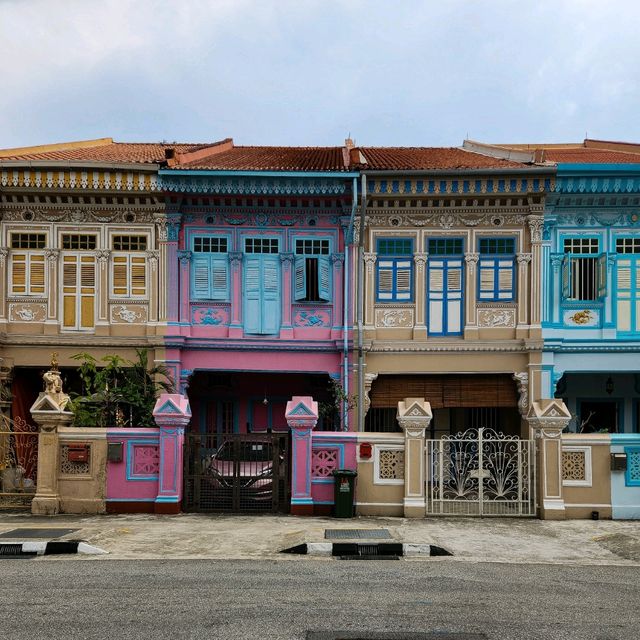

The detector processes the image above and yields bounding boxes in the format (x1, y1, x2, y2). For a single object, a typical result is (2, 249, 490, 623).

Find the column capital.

(516, 252, 532, 265)
(413, 253, 428, 271)
(330, 252, 345, 267)
(363, 252, 377, 274)
(177, 250, 192, 264)
(279, 252, 295, 265)
(527, 214, 545, 243)
(229, 251, 243, 265)
(95, 249, 111, 264)
(0, 247, 7, 267)
(45, 248, 60, 263)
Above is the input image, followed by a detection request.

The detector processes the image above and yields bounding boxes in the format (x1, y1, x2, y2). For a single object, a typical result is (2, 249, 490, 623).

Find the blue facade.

(542, 164, 640, 433)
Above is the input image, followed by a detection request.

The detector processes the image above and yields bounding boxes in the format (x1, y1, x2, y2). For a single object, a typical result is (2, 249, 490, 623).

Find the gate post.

(153, 393, 191, 514)
(29, 359, 73, 515)
(397, 398, 432, 518)
(286, 396, 318, 516)
(527, 398, 571, 520)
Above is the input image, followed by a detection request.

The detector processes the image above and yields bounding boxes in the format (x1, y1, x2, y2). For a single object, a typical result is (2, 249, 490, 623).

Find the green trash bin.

(332, 469, 357, 518)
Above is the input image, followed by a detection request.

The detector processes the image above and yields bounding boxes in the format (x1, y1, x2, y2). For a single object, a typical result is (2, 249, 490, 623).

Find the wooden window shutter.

(11, 254, 26, 294)
(131, 257, 146, 296)
(113, 256, 128, 296)
(294, 255, 306, 301)
(317, 255, 331, 301)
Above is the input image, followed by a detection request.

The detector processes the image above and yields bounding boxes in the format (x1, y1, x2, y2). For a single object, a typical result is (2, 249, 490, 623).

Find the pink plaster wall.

(310, 432, 357, 505)
(106, 428, 160, 503)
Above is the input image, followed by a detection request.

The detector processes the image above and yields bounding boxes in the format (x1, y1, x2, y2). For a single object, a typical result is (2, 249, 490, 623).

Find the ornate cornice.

(554, 175, 640, 195)
(367, 341, 535, 353)
(366, 211, 528, 229)
(0, 203, 163, 224)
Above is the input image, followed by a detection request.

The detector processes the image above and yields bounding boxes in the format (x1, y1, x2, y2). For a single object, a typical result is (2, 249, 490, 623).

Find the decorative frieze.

(375, 308, 414, 328)
(366, 211, 528, 228)
(192, 306, 230, 326)
(293, 308, 331, 327)
(110, 304, 147, 324)
(9, 303, 47, 322)
(478, 308, 516, 328)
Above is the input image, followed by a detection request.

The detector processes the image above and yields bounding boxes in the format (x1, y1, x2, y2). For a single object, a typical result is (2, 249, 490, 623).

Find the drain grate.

(325, 529, 391, 540)
(0, 528, 77, 539)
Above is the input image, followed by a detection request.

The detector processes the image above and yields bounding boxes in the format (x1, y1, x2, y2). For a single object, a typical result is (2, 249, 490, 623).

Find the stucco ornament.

(115, 305, 142, 323)
(375, 309, 413, 328)
(512, 372, 529, 416)
(478, 308, 516, 328)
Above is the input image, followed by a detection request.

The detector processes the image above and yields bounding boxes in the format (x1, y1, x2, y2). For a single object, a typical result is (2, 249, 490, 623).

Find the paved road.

(0, 558, 638, 639)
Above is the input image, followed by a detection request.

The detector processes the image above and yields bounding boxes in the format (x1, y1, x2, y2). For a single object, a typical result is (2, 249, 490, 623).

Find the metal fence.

(0, 416, 38, 509)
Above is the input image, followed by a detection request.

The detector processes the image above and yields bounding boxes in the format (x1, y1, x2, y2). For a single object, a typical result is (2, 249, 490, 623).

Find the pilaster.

(412, 253, 427, 340)
(331, 253, 344, 340)
(516, 252, 532, 335)
(0, 248, 7, 324)
(95, 249, 110, 335)
(464, 252, 479, 339)
(363, 252, 377, 329)
(229, 252, 243, 338)
(44, 248, 60, 334)
(528, 213, 544, 329)
(279, 253, 294, 339)
(177, 250, 191, 329)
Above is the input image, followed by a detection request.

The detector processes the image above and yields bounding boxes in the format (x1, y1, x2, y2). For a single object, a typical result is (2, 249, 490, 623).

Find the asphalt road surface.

(0, 558, 638, 639)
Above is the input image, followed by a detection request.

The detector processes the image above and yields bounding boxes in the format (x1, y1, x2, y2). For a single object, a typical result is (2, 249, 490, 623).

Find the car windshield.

(213, 441, 273, 462)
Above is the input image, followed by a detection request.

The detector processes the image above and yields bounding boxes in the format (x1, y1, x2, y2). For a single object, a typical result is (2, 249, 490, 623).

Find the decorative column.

(604, 254, 616, 337)
(152, 393, 192, 514)
(413, 253, 428, 340)
(229, 252, 243, 338)
(44, 248, 60, 334)
(363, 252, 377, 329)
(165, 215, 182, 325)
(464, 252, 479, 339)
(95, 249, 110, 334)
(527, 398, 571, 520)
(528, 213, 544, 331)
(330, 253, 344, 340)
(516, 253, 532, 334)
(0, 247, 7, 323)
(512, 372, 530, 435)
(362, 372, 378, 422)
(30, 355, 73, 515)
(279, 253, 294, 339)
(177, 250, 192, 328)
(155, 217, 169, 323)
(146, 250, 160, 325)
(286, 396, 319, 515)
(396, 397, 432, 518)
(550, 254, 563, 325)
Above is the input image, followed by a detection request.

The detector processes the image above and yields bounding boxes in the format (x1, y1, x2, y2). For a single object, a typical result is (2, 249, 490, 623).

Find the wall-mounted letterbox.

(67, 443, 90, 463)
(107, 442, 123, 463)
(611, 452, 627, 471)
(359, 442, 372, 459)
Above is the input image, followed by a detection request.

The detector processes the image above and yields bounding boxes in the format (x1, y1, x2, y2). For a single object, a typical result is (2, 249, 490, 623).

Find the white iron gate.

(426, 428, 536, 517)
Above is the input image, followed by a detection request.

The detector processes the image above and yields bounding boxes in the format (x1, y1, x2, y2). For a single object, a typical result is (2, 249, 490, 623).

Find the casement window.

(561, 238, 606, 302)
(111, 235, 147, 298)
(243, 237, 280, 335)
(10, 233, 46, 296)
(427, 237, 463, 336)
(376, 238, 413, 302)
(478, 238, 516, 302)
(294, 239, 331, 302)
(615, 238, 640, 333)
(62, 234, 97, 250)
(191, 236, 229, 300)
(62, 254, 96, 330)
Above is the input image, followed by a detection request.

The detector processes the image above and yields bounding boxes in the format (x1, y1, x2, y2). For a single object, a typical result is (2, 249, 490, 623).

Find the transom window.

(62, 234, 97, 250)
(193, 237, 228, 253)
(428, 238, 463, 255)
(112, 235, 147, 251)
(479, 238, 515, 254)
(377, 238, 412, 256)
(11, 233, 46, 249)
(616, 238, 640, 254)
(245, 238, 279, 254)
(564, 238, 599, 254)
(295, 239, 330, 255)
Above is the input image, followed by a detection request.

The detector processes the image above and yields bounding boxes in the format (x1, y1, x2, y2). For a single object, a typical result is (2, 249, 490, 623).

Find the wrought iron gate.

(183, 433, 290, 513)
(426, 428, 536, 517)
(0, 417, 38, 510)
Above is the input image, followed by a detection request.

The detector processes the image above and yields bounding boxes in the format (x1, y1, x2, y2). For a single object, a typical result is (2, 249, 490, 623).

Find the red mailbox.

(67, 443, 89, 463)
(359, 442, 372, 459)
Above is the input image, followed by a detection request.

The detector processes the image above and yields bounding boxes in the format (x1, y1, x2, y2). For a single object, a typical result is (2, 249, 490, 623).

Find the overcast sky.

(2, 0, 639, 149)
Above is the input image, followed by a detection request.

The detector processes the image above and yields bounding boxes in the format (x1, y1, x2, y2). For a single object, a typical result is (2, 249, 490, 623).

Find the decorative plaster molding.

(477, 308, 516, 328)
(0, 247, 7, 267)
(363, 252, 377, 274)
(512, 372, 529, 416)
(375, 308, 414, 328)
(95, 249, 111, 264)
(528, 215, 544, 242)
(516, 252, 532, 265)
(177, 250, 192, 264)
(44, 248, 60, 263)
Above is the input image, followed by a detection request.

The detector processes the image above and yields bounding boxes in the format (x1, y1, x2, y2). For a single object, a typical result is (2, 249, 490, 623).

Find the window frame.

(294, 237, 332, 303)
(477, 236, 516, 302)
(109, 232, 151, 299)
(560, 236, 605, 302)
(9, 232, 47, 297)
(190, 234, 231, 301)
(375, 236, 414, 303)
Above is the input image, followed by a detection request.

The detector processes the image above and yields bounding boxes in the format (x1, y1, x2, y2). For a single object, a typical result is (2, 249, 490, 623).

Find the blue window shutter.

(395, 259, 412, 300)
(497, 259, 515, 300)
(561, 255, 571, 299)
(377, 259, 394, 300)
(261, 257, 280, 334)
(597, 253, 608, 298)
(317, 255, 331, 301)
(294, 255, 306, 301)
(210, 257, 229, 300)
(192, 256, 211, 299)
(478, 259, 495, 301)
(243, 257, 261, 333)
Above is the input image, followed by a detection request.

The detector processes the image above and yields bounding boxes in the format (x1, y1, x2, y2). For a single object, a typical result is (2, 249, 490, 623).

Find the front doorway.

(578, 400, 619, 433)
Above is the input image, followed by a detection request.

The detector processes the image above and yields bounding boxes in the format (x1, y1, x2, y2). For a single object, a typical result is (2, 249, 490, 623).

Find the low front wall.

(355, 432, 405, 517)
(57, 427, 107, 514)
(106, 428, 160, 513)
(611, 433, 640, 519)
(561, 433, 612, 519)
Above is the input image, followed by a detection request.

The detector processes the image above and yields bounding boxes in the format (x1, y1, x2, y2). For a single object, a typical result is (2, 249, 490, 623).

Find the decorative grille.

(59, 445, 90, 475)
(627, 448, 640, 485)
(311, 448, 338, 478)
(132, 445, 160, 476)
(378, 449, 404, 480)
(562, 450, 586, 482)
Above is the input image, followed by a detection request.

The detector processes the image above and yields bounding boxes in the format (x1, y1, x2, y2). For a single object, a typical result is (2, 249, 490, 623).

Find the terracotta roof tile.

(360, 147, 529, 170)
(543, 148, 640, 164)
(175, 146, 350, 171)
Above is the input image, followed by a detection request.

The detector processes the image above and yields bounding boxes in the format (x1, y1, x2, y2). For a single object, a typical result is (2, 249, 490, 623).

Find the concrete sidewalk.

(0, 512, 639, 564)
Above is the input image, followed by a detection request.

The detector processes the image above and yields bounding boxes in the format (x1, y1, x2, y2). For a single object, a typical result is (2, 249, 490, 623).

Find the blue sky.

(2, 0, 639, 149)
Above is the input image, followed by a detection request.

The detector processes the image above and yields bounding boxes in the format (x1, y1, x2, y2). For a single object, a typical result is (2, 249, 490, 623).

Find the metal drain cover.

(0, 528, 78, 539)
(307, 633, 487, 639)
(325, 529, 392, 540)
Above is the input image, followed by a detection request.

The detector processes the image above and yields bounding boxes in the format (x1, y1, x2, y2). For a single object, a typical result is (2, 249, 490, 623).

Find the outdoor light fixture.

(605, 376, 614, 395)
(263, 389, 268, 405)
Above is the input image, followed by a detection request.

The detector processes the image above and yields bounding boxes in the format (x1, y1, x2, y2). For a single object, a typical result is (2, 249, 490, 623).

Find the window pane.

(113, 235, 147, 251)
(479, 238, 515, 254)
(11, 233, 46, 249)
(377, 238, 412, 255)
(428, 238, 463, 255)
(563, 238, 599, 254)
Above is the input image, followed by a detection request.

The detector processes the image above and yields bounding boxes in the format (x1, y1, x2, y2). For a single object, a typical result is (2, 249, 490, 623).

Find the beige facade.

(358, 164, 555, 436)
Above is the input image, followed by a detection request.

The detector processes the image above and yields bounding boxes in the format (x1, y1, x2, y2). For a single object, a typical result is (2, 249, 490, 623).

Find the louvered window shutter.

(497, 259, 514, 300)
(29, 255, 45, 294)
(597, 253, 608, 298)
(210, 257, 228, 300)
(317, 255, 331, 301)
(261, 257, 280, 334)
(62, 256, 78, 328)
(79, 255, 95, 328)
(377, 260, 394, 300)
(131, 257, 146, 296)
(478, 260, 495, 300)
(617, 258, 632, 332)
(395, 260, 412, 300)
(11, 254, 27, 294)
(294, 256, 306, 301)
(192, 256, 211, 298)
(243, 257, 262, 334)
(561, 255, 571, 299)
(113, 256, 129, 296)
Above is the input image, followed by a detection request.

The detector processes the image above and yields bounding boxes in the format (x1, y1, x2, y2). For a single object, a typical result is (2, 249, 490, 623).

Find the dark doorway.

(579, 400, 619, 433)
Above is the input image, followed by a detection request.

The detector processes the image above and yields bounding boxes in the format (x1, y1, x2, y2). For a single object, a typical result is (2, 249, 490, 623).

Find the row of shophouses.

(0, 136, 639, 520)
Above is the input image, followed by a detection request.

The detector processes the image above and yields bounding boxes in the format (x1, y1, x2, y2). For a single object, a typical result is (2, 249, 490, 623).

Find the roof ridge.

(0, 137, 113, 158)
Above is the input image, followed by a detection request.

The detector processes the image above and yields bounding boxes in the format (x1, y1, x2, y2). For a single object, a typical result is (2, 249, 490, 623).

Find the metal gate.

(0, 417, 38, 510)
(183, 432, 290, 513)
(426, 428, 536, 517)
